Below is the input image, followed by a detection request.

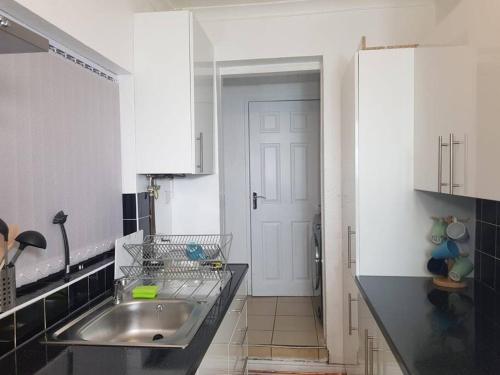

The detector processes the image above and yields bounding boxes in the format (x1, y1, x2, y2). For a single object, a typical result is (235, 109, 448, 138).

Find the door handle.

(252, 192, 266, 210)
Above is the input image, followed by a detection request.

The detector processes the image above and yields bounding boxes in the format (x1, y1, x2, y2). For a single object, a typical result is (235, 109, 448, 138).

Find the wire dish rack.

(121, 234, 232, 284)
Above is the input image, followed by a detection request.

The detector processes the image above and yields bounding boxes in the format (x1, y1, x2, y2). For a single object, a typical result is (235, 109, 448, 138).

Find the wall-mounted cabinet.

(135, 11, 215, 175)
(414, 46, 475, 197)
(414, 46, 500, 201)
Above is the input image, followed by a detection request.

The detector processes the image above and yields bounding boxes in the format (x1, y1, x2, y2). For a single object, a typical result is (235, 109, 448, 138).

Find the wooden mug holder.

(432, 259, 467, 289)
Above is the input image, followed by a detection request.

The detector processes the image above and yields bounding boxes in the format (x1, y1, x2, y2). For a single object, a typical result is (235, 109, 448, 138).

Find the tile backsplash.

(122, 192, 151, 237)
(474, 199, 500, 324)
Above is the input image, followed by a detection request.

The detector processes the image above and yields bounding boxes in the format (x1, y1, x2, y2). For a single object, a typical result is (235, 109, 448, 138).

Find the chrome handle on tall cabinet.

(348, 293, 358, 336)
(364, 330, 373, 375)
(196, 132, 204, 173)
(347, 226, 356, 269)
(368, 337, 379, 375)
(449, 133, 463, 195)
(438, 136, 449, 193)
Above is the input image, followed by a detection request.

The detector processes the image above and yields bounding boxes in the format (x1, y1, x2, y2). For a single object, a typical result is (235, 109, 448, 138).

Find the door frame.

(216, 61, 320, 296)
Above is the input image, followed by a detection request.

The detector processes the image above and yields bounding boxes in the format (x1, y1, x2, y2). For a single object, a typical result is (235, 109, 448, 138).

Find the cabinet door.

(341, 55, 357, 278)
(469, 55, 500, 201)
(135, 11, 193, 174)
(414, 46, 476, 195)
(192, 15, 215, 175)
(343, 273, 359, 366)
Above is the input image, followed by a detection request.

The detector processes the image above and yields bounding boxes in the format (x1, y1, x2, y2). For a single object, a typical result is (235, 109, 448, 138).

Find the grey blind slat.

(0, 52, 121, 286)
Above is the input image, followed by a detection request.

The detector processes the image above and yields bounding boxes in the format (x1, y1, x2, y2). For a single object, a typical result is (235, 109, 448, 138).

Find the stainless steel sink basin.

(47, 298, 215, 348)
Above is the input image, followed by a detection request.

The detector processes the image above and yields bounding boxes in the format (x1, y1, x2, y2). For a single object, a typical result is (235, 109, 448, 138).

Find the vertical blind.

(0, 52, 122, 286)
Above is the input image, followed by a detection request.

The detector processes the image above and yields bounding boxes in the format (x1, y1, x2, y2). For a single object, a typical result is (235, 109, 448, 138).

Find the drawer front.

(229, 301, 248, 374)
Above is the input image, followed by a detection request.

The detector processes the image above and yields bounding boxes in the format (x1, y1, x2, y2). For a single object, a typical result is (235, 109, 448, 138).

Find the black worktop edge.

(355, 276, 412, 375)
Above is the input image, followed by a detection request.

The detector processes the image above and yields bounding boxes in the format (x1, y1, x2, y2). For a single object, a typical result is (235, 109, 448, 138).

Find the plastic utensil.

(0, 218, 8, 269)
(8, 231, 47, 266)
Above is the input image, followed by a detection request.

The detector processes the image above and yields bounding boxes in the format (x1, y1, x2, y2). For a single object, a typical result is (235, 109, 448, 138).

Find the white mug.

(446, 220, 469, 242)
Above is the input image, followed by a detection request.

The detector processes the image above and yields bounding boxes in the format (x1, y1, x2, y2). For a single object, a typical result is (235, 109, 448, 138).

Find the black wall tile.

(89, 269, 106, 300)
(139, 216, 150, 237)
(481, 253, 496, 289)
(476, 221, 482, 251)
(481, 223, 496, 256)
(482, 200, 498, 224)
(0, 351, 16, 374)
(16, 300, 44, 345)
(0, 313, 14, 357)
(45, 287, 69, 328)
(69, 277, 89, 313)
(105, 264, 115, 291)
(137, 192, 150, 218)
(123, 219, 137, 236)
(122, 194, 137, 220)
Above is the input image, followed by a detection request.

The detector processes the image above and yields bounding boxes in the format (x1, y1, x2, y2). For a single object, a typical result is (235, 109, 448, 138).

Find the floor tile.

(277, 296, 312, 304)
(276, 302, 314, 316)
(249, 296, 277, 303)
(271, 347, 319, 360)
(248, 330, 273, 345)
(249, 345, 272, 359)
(275, 316, 316, 331)
(248, 301, 276, 316)
(248, 315, 275, 331)
(272, 330, 318, 346)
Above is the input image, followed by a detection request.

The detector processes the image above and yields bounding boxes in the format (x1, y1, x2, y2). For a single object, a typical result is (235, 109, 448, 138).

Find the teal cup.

(431, 240, 459, 259)
(449, 257, 474, 282)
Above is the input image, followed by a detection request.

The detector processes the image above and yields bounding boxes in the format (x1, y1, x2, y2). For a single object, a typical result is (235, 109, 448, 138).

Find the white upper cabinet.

(414, 46, 476, 196)
(134, 11, 215, 175)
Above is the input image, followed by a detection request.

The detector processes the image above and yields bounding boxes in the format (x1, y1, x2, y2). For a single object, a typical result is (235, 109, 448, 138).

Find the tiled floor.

(247, 296, 328, 362)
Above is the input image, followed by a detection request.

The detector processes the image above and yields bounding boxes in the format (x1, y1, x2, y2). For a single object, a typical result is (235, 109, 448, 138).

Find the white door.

(249, 100, 320, 296)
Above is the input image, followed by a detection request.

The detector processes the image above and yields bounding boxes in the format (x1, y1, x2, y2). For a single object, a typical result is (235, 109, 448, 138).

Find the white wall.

(220, 74, 320, 285)
(192, 2, 435, 362)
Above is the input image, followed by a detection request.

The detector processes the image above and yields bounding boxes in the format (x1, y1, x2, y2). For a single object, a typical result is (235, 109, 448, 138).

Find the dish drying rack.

(121, 234, 232, 301)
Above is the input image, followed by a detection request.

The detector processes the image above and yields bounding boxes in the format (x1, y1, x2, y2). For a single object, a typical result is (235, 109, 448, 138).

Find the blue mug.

(427, 258, 448, 277)
(431, 240, 459, 260)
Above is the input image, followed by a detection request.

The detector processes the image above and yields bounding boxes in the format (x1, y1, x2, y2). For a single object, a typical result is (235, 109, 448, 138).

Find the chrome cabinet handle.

(348, 293, 358, 336)
(438, 136, 449, 193)
(364, 330, 373, 375)
(196, 132, 204, 173)
(347, 226, 356, 269)
(369, 336, 379, 375)
(449, 133, 463, 195)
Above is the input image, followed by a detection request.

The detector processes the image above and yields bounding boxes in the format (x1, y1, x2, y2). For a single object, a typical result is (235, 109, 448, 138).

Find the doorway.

(220, 71, 324, 362)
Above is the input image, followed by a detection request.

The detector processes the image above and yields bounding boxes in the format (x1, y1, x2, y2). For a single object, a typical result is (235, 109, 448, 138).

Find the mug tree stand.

(432, 259, 467, 289)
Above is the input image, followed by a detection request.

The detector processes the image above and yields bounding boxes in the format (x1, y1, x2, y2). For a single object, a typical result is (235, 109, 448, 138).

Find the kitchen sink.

(47, 297, 216, 348)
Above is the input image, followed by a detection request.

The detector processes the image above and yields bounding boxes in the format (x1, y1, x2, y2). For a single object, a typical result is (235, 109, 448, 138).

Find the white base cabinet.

(197, 277, 248, 375)
(345, 286, 403, 375)
(134, 10, 215, 175)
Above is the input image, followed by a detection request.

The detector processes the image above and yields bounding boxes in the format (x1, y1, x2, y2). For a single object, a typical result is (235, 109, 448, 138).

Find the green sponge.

(132, 285, 159, 299)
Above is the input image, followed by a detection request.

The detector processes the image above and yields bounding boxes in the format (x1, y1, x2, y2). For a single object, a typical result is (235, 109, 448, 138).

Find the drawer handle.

(348, 293, 358, 336)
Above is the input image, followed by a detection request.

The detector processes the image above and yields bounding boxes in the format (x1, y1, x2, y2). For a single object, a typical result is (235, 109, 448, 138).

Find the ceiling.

(149, 0, 311, 10)
(141, 0, 436, 11)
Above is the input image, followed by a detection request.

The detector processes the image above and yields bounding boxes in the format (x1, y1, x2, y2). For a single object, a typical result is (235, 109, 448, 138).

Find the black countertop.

(0, 264, 248, 375)
(356, 276, 500, 375)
